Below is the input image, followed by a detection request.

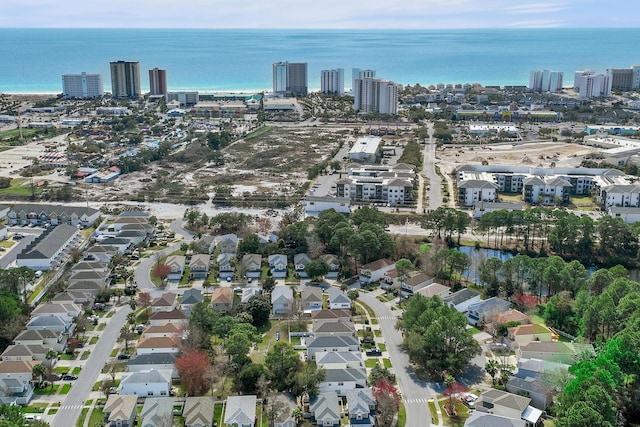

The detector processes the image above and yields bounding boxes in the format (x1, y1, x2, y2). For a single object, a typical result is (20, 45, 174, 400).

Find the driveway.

(358, 293, 436, 427)
(422, 122, 442, 210)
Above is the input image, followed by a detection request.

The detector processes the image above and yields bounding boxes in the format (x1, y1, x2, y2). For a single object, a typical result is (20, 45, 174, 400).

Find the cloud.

(505, 2, 568, 15)
(504, 19, 567, 28)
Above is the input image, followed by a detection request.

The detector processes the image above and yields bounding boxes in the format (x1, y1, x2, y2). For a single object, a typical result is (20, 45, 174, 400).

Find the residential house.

(67, 270, 109, 286)
(307, 335, 359, 359)
(184, 396, 215, 427)
(311, 310, 351, 322)
(475, 389, 542, 427)
(13, 329, 66, 353)
(26, 314, 74, 336)
(320, 367, 367, 396)
(148, 309, 188, 328)
(127, 353, 178, 379)
(315, 351, 364, 370)
(224, 395, 257, 427)
(1, 344, 49, 362)
(241, 287, 262, 304)
(466, 297, 511, 327)
(507, 376, 553, 410)
(320, 254, 340, 279)
(518, 341, 594, 365)
(608, 206, 640, 223)
(242, 254, 262, 279)
(31, 302, 82, 319)
(304, 195, 351, 217)
(359, 258, 395, 285)
(301, 287, 323, 312)
(271, 286, 294, 315)
(118, 369, 172, 397)
(327, 288, 351, 310)
(516, 358, 569, 381)
(116, 230, 148, 246)
(140, 323, 182, 339)
(71, 260, 110, 274)
(50, 290, 93, 304)
(345, 388, 376, 427)
(491, 310, 530, 327)
(415, 282, 451, 299)
(0, 360, 36, 405)
(7, 203, 100, 227)
(180, 288, 203, 316)
(66, 280, 105, 295)
(136, 337, 180, 355)
(399, 271, 433, 298)
(150, 293, 177, 313)
(193, 235, 216, 254)
(189, 254, 211, 279)
(140, 397, 174, 427)
(442, 289, 482, 314)
(104, 394, 138, 427)
(217, 253, 236, 280)
(473, 201, 524, 219)
(458, 180, 499, 207)
(464, 412, 525, 427)
(268, 393, 297, 427)
(269, 254, 288, 279)
(16, 224, 80, 271)
(508, 324, 554, 346)
(210, 287, 234, 312)
(165, 255, 186, 281)
(84, 245, 119, 263)
(294, 253, 312, 278)
(309, 392, 340, 427)
(108, 216, 150, 233)
(313, 320, 356, 338)
(215, 234, 239, 254)
(95, 237, 133, 254)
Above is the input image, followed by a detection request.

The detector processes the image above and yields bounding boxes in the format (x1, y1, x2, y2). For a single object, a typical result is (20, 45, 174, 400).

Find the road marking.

(377, 316, 398, 320)
(404, 398, 429, 403)
(59, 404, 84, 410)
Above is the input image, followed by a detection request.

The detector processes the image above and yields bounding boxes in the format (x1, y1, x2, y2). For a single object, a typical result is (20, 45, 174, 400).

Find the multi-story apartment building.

(574, 70, 612, 99)
(528, 70, 563, 92)
(61, 72, 103, 99)
(109, 60, 141, 98)
(166, 91, 199, 106)
(272, 61, 308, 96)
(321, 69, 345, 95)
(148, 67, 167, 96)
(608, 68, 634, 91)
(353, 77, 399, 115)
(336, 163, 415, 205)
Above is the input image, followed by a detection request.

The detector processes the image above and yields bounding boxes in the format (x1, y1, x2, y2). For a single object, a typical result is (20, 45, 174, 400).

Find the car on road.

(365, 348, 382, 356)
(117, 353, 130, 360)
(62, 374, 78, 381)
(0, 247, 5, 252)
(12, 234, 23, 240)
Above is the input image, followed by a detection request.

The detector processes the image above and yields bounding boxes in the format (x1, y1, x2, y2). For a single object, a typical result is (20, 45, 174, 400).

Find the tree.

(347, 290, 359, 302)
(100, 378, 114, 399)
(32, 363, 45, 386)
(105, 360, 125, 382)
(398, 295, 481, 378)
(485, 359, 499, 386)
(262, 276, 276, 293)
(304, 259, 329, 281)
(175, 349, 211, 396)
(369, 363, 396, 385)
(237, 363, 268, 394)
(373, 377, 400, 427)
(265, 342, 300, 392)
(395, 258, 414, 287)
(240, 295, 271, 328)
(0, 403, 25, 425)
(152, 264, 171, 283)
(292, 363, 325, 400)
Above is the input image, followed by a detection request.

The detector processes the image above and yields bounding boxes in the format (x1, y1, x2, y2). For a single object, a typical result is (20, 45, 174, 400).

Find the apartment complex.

(272, 61, 308, 96)
(61, 72, 103, 99)
(165, 91, 199, 106)
(528, 70, 563, 92)
(321, 68, 345, 95)
(336, 163, 415, 205)
(110, 60, 141, 98)
(573, 70, 612, 99)
(148, 67, 167, 96)
(353, 77, 399, 115)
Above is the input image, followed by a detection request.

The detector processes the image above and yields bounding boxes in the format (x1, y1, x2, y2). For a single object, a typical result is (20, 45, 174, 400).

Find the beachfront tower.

(321, 69, 345, 95)
(272, 61, 308, 96)
(62, 72, 103, 99)
(529, 70, 563, 93)
(149, 67, 167, 96)
(574, 70, 612, 99)
(110, 60, 141, 98)
(353, 77, 399, 115)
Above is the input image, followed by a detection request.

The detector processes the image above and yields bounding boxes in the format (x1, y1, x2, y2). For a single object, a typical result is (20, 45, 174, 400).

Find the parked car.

(93, 303, 105, 311)
(366, 348, 382, 356)
(62, 374, 78, 381)
(117, 353, 130, 360)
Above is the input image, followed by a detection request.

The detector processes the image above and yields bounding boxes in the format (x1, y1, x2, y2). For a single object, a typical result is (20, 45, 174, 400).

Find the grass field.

(0, 178, 41, 197)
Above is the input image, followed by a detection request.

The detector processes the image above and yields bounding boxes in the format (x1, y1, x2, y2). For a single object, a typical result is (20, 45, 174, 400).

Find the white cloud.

(504, 19, 567, 28)
(505, 2, 568, 15)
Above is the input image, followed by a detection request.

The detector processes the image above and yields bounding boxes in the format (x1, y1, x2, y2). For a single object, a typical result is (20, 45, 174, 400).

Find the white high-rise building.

(353, 77, 399, 115)
(321, 69, 344, 95)
(61, 72, 103, 99)
(273, 62, 288, 94)
(109, 60, 141, 98)
(529, 70, 563, 92)
(351, 68, 375, 91)
(272, 61, 308, 96)
(633, 65, 640, 89)
(574, 70, 612, 99)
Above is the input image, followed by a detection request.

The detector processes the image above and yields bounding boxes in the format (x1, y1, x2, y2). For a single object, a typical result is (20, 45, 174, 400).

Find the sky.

(1, 0, 639, 29)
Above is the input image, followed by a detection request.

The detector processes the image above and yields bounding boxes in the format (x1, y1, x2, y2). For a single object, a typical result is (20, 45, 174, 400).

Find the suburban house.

(165, 255, 186, 281)
(466, 297, 512, 327)
(241, 287, 262, 303)
(464, 412, 525, 427)
(269, 254, 288, 279)
(508, 324, 555, 346)
(415, 282, 451, 299)
(215, 234, 239, 254)
(217, 253, 236, 280)
(518, 342, 594, 365)
(320, 254, 340, 279)
(309, 392, 341, 427)
(210, 287, 234, 312)
(242, 254, 263, 279)
(15, 224, 81, 271)
(327, 288, 351, 310)
(442, 289, 482, 314)
(150, 293, 177, 313)
(51, 290, 93, 305)
(313, 320, 356, 338)
(0, 360, 36, 405)
(189, 254, 211, 279)
(183, 396, 215, 427)
(140, 397, 174, 427)
(26, 314, 74, 336)
(180, 288, 203, 316)
(491, 309, 530, 327)
(118, 369, 172, 397)
(294, 253, 312, 278)
(269, 393, 297, 427)
(1, 344, 49, 362)
(13, 329, 66, 353)
(359, 258, 395, 285)
(315, 351, 364, 370)
(148, 309, 187, 328)
(104, 394, 138, 427)
(224, 395, 257, 427)
(399, 271, 433, 298)
(306, 335, 359, 359)
(95, 237, 133, 254)
(67, 270, 109, 286)
(345, 388, 376, 427)
(507, 376, 553, 410)
(474, 389, 543, 427)
(31, 302, 82, 319)
(140, 323, 182, 339)
(271, 286, 294, 315)
(6, 204, 100, 227)
(516, 358, 569, 381)
(127, 353, 178, 379)
(301, 287, 323, 312)
(311, 309, 351, 322)
(320, 368, 367, 396)
(136, 337, 181, 355)
(193, 235, 216, 254)
(116, 230, 148, 247)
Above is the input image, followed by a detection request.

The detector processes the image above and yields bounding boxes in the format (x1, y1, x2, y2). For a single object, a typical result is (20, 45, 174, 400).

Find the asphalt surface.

(0, 227, 42, 268)
(51, 305, 131, 427)
(422, 122, 443, 210)
(358, 293, 436, 427)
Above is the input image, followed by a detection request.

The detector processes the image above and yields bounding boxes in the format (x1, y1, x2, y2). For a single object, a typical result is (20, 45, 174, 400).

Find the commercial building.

(353, 77, 399, 115)
(61, 72, 103, 99)
(148, 67, 167, 96)
(109, 60, 141, 98)
(348, 136, 382, 163)
(272, 61, 308, 96)
(573, 69, 612, 99)
(321, 68, 345, 95)
(528, 70, 563, 92)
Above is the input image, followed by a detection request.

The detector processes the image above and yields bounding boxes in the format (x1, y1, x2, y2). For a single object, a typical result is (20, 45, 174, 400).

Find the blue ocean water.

(1, 28, 639, 93)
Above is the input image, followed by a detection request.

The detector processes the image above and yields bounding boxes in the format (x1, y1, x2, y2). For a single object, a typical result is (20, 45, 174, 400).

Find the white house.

(608, 206, 640, 223)
(135, 337, 180, 355)
(16, 225, 80, 271)
(271, 286, 293, 315)
(442, 288, 482, 314)
(269, 254, 288, 279)
(319, 368, 367, 396)
(127, 353, 178, 379)
(304, 196, 351, 217)
(165, 255, 186, 281)
(118, 369, 172, 397)
(327, 288, 351, 310)
(359, 258, 395, 285)
(224, 395, 257, 427)
(458, 180, 499, 207)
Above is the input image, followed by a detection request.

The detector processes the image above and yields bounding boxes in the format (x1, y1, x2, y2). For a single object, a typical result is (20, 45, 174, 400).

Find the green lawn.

(437, 398, 470, 427)
(397, 402, 406, 427)
(89, 336, 98, 345)
(81, 351, 90, 360)
(374, 329, 382, 337)
(244, 125, 274, 140)
(383, 358, 392, 369)
(88, 407, 104, 426)
(75, 407, 89, 427)
(0, 178, 42, 197)
(214, 403, 224, 427)
(498, 193, 523, 203)
(378, 343, 387, 352)
(21, 403, 48, 413)
(428, 401, 438, 425)
(34, 384, 60, 395)
(60, 384, 72, 394)
(365, 359, 380, 368)
(92, 381, 102, 392)
(48, 408, 58, 415)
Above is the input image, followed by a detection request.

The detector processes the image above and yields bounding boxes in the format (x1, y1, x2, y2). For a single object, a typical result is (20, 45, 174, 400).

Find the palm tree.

(291, 407, 303, 426)
(32, 363, 45, 387)
(485, 359, 499, 386)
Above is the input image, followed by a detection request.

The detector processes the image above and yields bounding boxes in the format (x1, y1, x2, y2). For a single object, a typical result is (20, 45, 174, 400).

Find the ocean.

(1, 28, 639, 93)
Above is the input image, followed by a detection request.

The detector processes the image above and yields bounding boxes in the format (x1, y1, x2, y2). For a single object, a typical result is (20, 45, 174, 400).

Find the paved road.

(51, 305, 131, 427)
(359, 293, 436, 427)
(0, 227, 42, 268)
(422, 122, 443, 210)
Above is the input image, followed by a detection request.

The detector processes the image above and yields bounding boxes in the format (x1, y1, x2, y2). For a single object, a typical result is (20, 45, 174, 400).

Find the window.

(147, 391, 153, 396)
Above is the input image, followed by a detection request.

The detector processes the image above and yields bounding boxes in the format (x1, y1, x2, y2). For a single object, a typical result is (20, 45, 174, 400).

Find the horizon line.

(0, 26, 636, 31)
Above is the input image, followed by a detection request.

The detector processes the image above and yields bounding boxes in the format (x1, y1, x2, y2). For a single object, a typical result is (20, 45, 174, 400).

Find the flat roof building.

(148, 67, 167, 96)
(110, 60, 141, 98)
(62, 72, 103, 99)
(349, 136, 382, 163)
